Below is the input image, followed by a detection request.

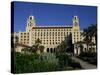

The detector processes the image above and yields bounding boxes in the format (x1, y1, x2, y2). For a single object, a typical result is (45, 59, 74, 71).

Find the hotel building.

(12, 15, 96, 55)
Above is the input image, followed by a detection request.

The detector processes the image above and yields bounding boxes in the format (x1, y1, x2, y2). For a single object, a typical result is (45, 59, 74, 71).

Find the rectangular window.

(24, 33, 26, 35)
(27, 33, 29, 35)
(24, 36, 26, 38)
(24, 39, 26, 41)
(53, 37, 54, 39)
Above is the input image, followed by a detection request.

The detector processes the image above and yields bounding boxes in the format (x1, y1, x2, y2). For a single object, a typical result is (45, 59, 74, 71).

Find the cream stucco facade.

(12, 15, 96, 55)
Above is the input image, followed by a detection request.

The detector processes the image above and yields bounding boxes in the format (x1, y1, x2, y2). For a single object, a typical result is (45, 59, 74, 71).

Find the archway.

(54, 48, 56, 53)
(84, 48, 86, 52)
(47, 48, 49, 53)
(50, 48, 53, 53)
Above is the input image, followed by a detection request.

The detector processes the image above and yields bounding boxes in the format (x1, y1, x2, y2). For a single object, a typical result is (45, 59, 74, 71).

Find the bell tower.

(72, 16, 81, 54)
(73, 16, 80, 31)
(26, 15, 36, 32)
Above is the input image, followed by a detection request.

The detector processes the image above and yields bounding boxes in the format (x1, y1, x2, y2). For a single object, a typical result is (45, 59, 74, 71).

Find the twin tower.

(26, 15, 80, 32)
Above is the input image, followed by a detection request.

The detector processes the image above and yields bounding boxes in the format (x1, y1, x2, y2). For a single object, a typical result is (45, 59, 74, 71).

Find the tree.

(82, 28, 91, 51)
(55, 40, 70, 69)
(15, 36, 19, 43)
(39, 45, 45, 53)
(30, 38, 44, 54)
(89, 24, 97, 49)
(21, 47, 29, 54)
(30, 45, 38, 53)
(11, 34, 19, 52)
(34, 38, 42, 53)
(35, 38, 42, 45)
(21, 38, 45, 54)
(82, 24, 97, 52)
(89, 42, 95, 52)
(56, 41, 67, 54)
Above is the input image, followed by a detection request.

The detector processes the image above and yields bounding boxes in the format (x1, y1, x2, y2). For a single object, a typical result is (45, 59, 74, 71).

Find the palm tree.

(56, 41, 67, 53)
(35, 38, 42, 45)
(89, 24, 97, 49)
(39, 45, 45, 53)
(82, 28, 91, 51)
(90, 24, 97, 43)
(82, 24, 97, 52)
(34, 38, 45, 54)
(86, 24, 97, 51)
(30, 45, 38, 53)
(21, 38, 43, 54)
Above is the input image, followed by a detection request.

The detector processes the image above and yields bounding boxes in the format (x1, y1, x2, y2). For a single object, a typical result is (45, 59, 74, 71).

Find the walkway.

(71, 56, 97, 69)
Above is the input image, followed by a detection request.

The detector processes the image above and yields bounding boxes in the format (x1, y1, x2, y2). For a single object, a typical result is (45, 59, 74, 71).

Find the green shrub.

(14, 52, 83, 73)
(14, 52, 39, 73)
(78, 52, 97, 65)
(69, 61, 82, 69)
(14, 52, 59, 73)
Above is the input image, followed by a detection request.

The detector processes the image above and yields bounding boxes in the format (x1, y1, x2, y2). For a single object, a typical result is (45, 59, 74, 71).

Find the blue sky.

(12, 1, 97, 32)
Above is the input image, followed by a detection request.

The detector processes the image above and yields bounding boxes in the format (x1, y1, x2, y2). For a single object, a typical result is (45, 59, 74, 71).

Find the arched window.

(54, 48, 55, 53)
(50, 48, 53, 53)
(47, 48, 49, 52)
